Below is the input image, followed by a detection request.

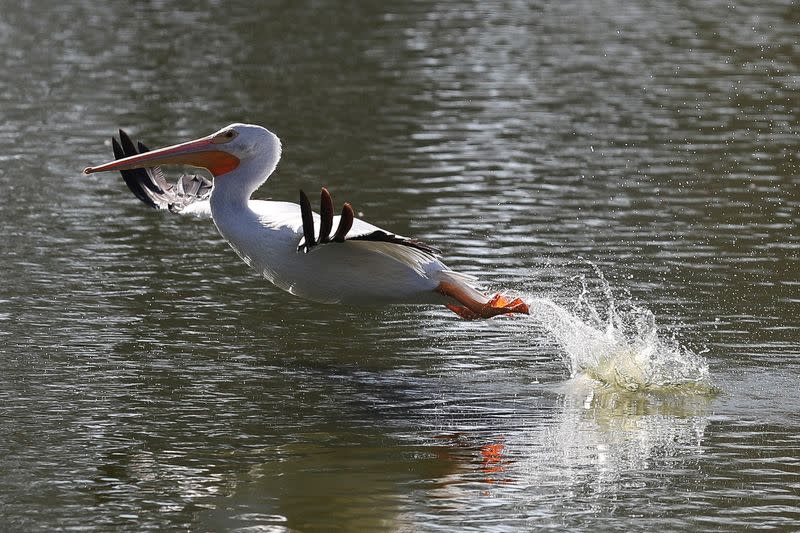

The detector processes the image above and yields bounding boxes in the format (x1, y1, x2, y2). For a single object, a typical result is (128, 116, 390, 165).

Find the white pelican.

(84, 123, 529, 319)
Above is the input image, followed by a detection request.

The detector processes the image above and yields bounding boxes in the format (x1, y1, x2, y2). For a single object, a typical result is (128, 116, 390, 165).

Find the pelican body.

(84, 124, 528, 318)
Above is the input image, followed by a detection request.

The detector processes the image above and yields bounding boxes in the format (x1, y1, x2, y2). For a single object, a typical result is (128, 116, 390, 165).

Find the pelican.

(84, 123, 529, 319)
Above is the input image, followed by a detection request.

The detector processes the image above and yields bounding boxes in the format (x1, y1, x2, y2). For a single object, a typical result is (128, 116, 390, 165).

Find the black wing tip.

(111, 136, 124, 159)
(298, 187, 351, 251)
(332, 202, 354, 242)
(318, 187, 334, 244)
(296, 187, 441, 255)
(110, 129, 211, 212)
(112, 131, 159, 208)
(298, 189, 316, 252)
(118, 128, 138, 155)
(348, 230, 441, 256)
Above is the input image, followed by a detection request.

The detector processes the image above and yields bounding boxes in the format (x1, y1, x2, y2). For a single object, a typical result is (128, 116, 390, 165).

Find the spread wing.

(110, 132, 439, 258)
(297, 188, 441, 257)
(112, 129, 212, 216)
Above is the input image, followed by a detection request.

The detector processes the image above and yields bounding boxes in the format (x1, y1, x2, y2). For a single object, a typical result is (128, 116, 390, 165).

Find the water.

(1, 0, 799, 530)
(527, 270, 714, 393)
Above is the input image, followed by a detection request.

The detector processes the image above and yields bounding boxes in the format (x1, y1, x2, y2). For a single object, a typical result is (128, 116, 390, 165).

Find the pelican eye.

(211, 129, 238, 144)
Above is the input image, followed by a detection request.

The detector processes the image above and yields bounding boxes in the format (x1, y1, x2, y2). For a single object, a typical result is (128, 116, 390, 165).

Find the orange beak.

(83, 134, 240, 177)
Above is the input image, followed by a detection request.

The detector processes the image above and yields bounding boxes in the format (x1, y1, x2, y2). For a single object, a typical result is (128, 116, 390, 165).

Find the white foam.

(524, 267, 715, 394)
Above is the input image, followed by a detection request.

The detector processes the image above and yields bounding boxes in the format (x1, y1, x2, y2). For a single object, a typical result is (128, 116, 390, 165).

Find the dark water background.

(1, 0, 798, 530)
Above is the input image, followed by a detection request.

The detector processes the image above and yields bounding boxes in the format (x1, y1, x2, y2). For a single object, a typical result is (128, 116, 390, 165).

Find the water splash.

(525, 265, 715, 394)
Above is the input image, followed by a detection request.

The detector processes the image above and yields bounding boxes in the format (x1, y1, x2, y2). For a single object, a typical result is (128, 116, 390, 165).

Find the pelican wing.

(112, 129, 212, 216)
(297, 188, 441, 256)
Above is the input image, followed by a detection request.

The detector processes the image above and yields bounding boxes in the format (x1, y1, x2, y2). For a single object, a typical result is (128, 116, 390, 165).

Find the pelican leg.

(437, 281, 529, 319)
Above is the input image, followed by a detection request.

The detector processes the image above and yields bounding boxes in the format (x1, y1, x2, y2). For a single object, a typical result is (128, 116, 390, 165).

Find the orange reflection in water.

(432, 433, 515, 493)
(479, 438, 514, 492)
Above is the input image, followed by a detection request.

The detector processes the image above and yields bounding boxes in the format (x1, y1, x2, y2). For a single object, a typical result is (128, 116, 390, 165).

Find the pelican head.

(84, 123, 281, 179)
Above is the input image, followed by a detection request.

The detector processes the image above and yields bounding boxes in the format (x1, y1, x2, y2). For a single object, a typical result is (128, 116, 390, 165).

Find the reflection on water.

(554, 377, 711, 475)
(1, 0, 799, 530)
(409, 377, 714, 530)
(190, 375, 715, 531)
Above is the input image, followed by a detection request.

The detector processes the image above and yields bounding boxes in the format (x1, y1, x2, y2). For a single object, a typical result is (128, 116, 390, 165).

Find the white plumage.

(84, 123, 529, 319)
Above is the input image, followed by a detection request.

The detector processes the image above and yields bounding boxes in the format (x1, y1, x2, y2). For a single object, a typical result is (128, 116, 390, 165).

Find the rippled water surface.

(1, 0, 798, 530)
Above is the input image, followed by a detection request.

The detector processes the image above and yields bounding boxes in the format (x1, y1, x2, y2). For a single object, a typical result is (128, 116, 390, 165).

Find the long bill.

(83, 135, 239, 177)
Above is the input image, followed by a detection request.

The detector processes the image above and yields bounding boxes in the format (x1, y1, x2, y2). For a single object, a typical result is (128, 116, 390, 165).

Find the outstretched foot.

(446, 293, 530, 320)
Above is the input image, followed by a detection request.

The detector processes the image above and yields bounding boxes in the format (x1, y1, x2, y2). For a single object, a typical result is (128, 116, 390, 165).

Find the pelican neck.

(210, 177, 252, 211)
(209, 159, 272, 211)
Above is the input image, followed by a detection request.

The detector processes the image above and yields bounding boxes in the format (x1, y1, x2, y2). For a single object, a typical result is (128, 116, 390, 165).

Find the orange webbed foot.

(488, 294, 529, 315)
(446, 304, 481, 319)
(446, 294, 530, 320)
